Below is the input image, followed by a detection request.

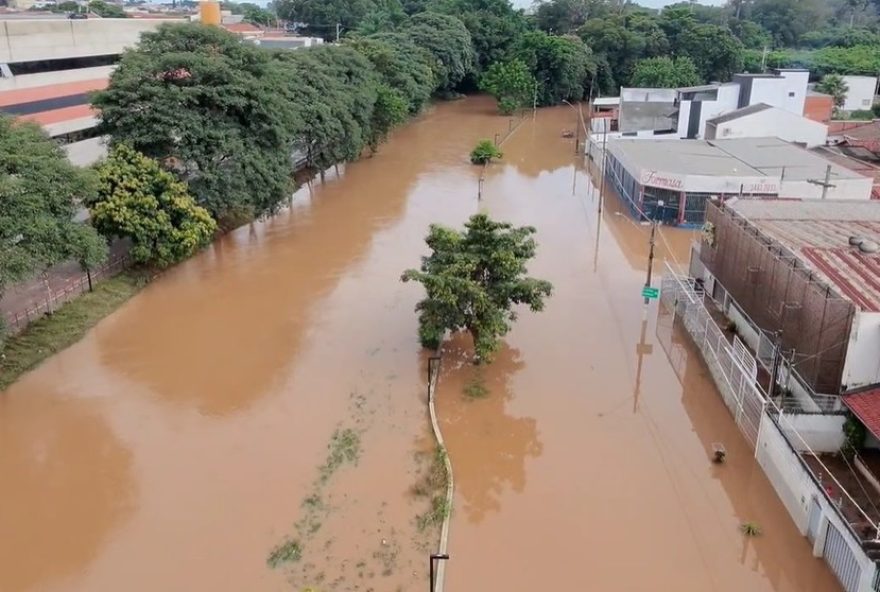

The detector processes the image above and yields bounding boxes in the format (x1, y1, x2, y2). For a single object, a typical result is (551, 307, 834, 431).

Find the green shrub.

(470, 139, 503, 165)
(849, 109, 875, 121)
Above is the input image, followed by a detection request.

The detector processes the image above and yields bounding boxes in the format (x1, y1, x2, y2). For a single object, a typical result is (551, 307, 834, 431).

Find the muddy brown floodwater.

(0, 97, 842, 592)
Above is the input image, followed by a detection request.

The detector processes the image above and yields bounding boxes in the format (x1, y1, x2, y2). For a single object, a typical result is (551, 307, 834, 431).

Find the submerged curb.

(427, 355, 453, 592)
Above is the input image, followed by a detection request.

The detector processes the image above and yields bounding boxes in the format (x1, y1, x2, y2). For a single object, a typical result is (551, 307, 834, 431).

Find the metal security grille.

(824, 523, 862, 592)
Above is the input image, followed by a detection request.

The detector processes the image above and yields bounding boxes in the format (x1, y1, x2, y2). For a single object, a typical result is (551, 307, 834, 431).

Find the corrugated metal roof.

(843, 388, 880, 440)
(730, 200, 880, 311)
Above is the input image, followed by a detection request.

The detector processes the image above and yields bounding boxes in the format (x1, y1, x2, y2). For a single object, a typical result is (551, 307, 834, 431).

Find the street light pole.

(429, 554, 449, 592)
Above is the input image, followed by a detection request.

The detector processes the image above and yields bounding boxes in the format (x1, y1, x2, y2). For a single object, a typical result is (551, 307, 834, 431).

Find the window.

(788, 91, 796, 97)
(8, 54, 120, 76)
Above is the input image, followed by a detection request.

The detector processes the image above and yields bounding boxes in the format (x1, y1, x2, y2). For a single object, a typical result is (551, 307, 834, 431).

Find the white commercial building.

(604, 137, 872, 226)
(840, 75, 878, 112)
(705, 103, 828, 148)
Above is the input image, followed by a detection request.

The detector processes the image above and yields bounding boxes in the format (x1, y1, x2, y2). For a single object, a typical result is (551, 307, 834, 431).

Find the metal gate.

(824, 523, 862, 592)
(807, 497, 822, 543)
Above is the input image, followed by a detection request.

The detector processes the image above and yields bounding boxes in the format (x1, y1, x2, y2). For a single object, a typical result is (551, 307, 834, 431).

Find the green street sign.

(642, 286, 660, 299)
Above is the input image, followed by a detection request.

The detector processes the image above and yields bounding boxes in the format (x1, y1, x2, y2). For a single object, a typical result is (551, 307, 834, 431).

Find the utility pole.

(644, 218, 657, 305)
(335, 22, 341, 43)
(767, 331, 783, 400)
(807, 164, 836, 199)
(760, 46, 769, 72)
(598, 121, 608, 214)
(533, 80, 538, 115)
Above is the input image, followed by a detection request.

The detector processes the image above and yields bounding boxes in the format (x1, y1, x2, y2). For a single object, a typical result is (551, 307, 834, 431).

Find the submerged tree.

(631, 56, 701, 88)
(401, 214, 553, 362)
(87, 145, 216, 268)
(0, 116, 107, 301)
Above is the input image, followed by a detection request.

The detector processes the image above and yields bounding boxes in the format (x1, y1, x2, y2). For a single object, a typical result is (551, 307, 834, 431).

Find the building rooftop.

(712, 137, 865, 183)
(843, 387, 880, 440)
(705, 103, 772, 126)
(727, 199, 880, 311)
(593, 96, 620, 107)
(610, 138, 767, 177)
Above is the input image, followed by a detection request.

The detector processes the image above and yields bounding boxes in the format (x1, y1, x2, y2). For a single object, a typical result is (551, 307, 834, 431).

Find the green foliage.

(631, 56, 701, 88)
(401, 214, 553, 362)
(579, 12, 669, 91)
(54, 0, 80, 12)
(348, 34, 435, 113)
(0, 274, 141, 388)
(368, 84, 409, 152)
(469, 139, 502, 164)
(89, 0, 127, 17)
(749, 0, 829, 48)
(849, 109, 875, 120)
(661, 9, 743, 82)
(87, 145, 216, 268)
(404, 12, 474, 92)
(480, 59, 535, 114)
(514, 31, 596, 106)
(727, 18, 773, 50)
(267, 538, 302, 568)
(274, 0, 377, 35)
(817, 73, 849, 108)
(800, 27, 880, 49)
(842, 413, 867, 457)
(0, 115, 107, 299)
(417, 0, 528, 75)
(271, 45, 378, 171)
(740, 522, 762, 536)
(93, 23, 300, 224)
(319, 428, 361, 482)
(239, 2, 275, 26)
(534, 0, 611, 35)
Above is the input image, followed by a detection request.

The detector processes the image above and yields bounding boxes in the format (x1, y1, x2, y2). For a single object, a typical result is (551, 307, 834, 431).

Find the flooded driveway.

(1, 97, 841, 592)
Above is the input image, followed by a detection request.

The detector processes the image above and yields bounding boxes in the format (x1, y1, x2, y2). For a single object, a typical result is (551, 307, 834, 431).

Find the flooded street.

(1, 97, 842, 592)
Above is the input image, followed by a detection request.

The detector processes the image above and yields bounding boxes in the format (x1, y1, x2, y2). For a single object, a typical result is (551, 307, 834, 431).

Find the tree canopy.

(480, 59, 536, 114)
(631, 56, 701, 88)
(514, 31, 596, 106)
(403, 12, 474, 92)
(92, 23, 301, 225)
(87, 145, 216, 268)
(0, 116, 107, 298)
(401, 214, 553, 362)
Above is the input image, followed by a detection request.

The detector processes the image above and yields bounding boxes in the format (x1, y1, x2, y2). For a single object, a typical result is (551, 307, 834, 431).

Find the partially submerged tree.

(403, 12, 474, 93)
(0, 116, 107, 302)
(480, 59, 536, 114)
(93, 23, 300, 225)
(401, 214, 553, 362)
(470, 140, 503, 164)
(87, 145, 216, 268)
(368, 84, 409, 153)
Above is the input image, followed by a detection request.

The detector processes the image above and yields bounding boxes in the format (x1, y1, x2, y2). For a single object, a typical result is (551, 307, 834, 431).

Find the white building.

(840, 75, 878, 112)
(705, 103, 828, 148)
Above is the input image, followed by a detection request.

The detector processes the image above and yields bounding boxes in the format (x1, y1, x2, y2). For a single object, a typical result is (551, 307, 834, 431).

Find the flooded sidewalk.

(0, 98, 842, 592)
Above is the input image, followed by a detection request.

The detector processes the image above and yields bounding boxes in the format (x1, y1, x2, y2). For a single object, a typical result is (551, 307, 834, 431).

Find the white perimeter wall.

(784, 414, 846, 452)
(841, 76, 877, 112)
(713, 109, 828, 148)
(0, 65, 114, 91)
(842, 311, 880, 390)
(780, 176, 873, 200)
(676, 85, 740, 139)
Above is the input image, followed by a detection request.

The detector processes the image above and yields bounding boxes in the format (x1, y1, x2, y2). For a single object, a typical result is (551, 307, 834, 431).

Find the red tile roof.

(843, 388, 880, 440)
(19, 104, 97, 126)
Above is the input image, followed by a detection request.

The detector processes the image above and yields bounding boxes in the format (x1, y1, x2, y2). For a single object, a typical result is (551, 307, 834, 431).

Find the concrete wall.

(842, 311, 880, 391)
(775, 70, 810, 116)
(784, 413, 846, 452)
(780, 176, 874, 200)
(841, 75, 877, 112)
(63, 136, 107, 167)
(676, 84, 739, 139)
(0, 19, 176, 64)
(711, 108, 828, 148)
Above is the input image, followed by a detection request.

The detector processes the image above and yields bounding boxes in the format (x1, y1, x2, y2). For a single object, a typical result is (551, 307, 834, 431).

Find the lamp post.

(429, 553, 449, 592)
(561, 99, 584, 155)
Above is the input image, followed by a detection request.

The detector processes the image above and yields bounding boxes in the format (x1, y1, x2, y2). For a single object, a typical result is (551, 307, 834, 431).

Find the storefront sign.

(641, 170, 685, 190)
(740, 180, 780, 194)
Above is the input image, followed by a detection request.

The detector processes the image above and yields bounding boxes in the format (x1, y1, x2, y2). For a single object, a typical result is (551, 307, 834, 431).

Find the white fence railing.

(660, 264, 880, 592)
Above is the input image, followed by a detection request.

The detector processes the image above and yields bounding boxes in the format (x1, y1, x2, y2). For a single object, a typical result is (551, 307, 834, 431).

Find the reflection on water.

(0, 394, 134, 592)
(437, 338, 543, 523)
(0, 97, 844, 592)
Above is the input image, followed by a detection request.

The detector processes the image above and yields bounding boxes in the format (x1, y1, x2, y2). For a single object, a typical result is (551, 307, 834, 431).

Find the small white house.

(705, 103, 828, 148)
(840, 75, 877, 112)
